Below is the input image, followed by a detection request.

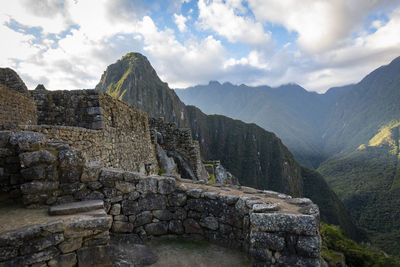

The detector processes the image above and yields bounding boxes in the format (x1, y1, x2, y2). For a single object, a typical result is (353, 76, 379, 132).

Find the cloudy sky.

(1, 0, 400, 92)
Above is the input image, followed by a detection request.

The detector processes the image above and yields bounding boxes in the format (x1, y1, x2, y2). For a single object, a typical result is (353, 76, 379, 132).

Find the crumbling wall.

(0, 68, 29, 95)
(0, 213, 112, 266)
(149, 118, 204, 180)
(0, 129, 322, 266)
(0, 85, 37, 126)
(25, 89, 159, 173)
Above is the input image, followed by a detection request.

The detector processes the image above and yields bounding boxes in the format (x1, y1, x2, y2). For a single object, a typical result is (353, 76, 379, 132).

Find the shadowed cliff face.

(96, 53, 188, 128)
(95, 52, 303, 196)
(95, 52, 359, 239)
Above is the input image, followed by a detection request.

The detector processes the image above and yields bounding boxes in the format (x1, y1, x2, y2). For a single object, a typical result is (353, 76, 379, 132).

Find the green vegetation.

(321, 223, 400, 267)
(97, 52, 363, 255)
(319, 122, 400, 257)
(158, 169, 166, 176)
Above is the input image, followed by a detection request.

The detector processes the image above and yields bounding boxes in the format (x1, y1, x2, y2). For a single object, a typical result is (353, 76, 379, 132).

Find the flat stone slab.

(49, 200, 104, 215)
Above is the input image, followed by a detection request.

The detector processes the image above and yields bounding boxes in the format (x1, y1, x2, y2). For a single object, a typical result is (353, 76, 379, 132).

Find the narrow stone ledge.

(48, 200, 104, 215)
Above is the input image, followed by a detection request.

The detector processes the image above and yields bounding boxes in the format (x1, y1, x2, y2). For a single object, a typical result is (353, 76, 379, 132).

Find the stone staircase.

(48, 200, 105, 215)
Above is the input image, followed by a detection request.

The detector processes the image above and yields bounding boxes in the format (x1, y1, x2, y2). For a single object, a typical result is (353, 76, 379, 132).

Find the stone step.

(48, 200, 104, 215)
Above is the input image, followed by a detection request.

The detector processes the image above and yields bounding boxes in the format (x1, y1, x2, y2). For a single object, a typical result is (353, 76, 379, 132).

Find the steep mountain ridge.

(95, 52, 359, 240)
(176, 81, 347, 167)
(177, 56, 400, 256)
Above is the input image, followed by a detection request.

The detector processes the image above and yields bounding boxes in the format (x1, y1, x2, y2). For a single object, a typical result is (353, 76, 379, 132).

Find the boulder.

(156, 144, 177, 174)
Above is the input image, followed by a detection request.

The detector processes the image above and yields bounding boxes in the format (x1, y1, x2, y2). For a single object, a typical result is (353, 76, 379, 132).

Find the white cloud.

(197, 0, 271, 46)
(1, 0, 400, 93)
(137, 16, 226, 88)
(174, 13, 187, 32)
(247, 0, 398, 53)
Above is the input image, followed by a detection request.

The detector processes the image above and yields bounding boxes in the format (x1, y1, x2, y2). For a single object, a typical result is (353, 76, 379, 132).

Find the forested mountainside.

(96, 52, 359, 240)
(176, 56, 400, 257)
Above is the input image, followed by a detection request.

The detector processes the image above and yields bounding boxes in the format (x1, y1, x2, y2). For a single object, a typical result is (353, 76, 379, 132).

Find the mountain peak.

(208, 80, 221, 86)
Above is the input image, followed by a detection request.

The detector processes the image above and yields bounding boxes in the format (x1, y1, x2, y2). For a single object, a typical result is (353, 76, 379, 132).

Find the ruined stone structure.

(0, 69, 322, 266)
(149, 117, 206, 181)
(0, 85, 37, 126)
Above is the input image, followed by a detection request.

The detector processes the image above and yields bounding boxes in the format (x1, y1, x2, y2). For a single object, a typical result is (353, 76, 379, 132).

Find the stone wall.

(0, 130, 321, 266)
(31, 89, 103, 130)
(0, 68, 29, 95)
(0, 214, 112, 266)
(21, 89, 159, 173)
(0, 85, 37, 126)
(149, 118, 204, 180)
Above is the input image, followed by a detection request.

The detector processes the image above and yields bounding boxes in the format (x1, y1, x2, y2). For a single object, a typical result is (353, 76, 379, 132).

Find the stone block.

(102, 187, 117, 198)
(49, 200, 104, 215)
(126, 191, 140, 201)
(252, 203, 279, 213)
(10, 131, 46, 151)
(81, 161, 103, 182)
(296, 235, 321, 258)
(121, 200, 140, 215)
(23, 193, 49, 205)
(250, 231, 285, 251)
(250, 213, 319, 236)
(157, 177, 175, 194)
(136, 177, 158, 193)
(203, 191, 219, 200)
(138, 194, 167, 211)
(200, 216, 219, 230)
(19, 150, 56, 168)
(169, 220, 184, 234)
(77, 245, 112, 267)
(168, 192, 187, 207)
(112, 221, 133, 233)
(61, 183, 85, 194)
(41, 220, 64, 234)
(183, 218, 203, 234)
(20, 181, 59, 194)
(109, 204, 121, 215)
(87, 191, 105, 200)
(144, 222, 168, 236)
(186, 198, 205, 212)
(100, 168, 124, 182)
(88, 181, 102, 190)
(20, 233, 64, 255)
(58, 237, 82, 254)
(115, 181, 135, 193)
(134, 211, 153, 227)
(4, 247, 60, 266)
(152, 210, 173, 221)
(235, 197, 249, 215)
(114, 215, 128, 222)
(65, 216, 112, 232)
(186, 188, 203, 198)
(59, 149, 84, 168)
(123, 171, 141, 182)
(60, 168, 80, 183)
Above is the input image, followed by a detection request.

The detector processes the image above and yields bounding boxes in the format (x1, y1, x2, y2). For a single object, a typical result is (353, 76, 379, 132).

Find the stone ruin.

(0, 68, 322, 266)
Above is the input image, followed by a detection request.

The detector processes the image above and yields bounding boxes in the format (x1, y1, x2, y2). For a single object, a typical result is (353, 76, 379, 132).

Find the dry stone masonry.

(0, 68, 322, 266)
(0, 85, 37, 126)
(149, 118, 207, 181)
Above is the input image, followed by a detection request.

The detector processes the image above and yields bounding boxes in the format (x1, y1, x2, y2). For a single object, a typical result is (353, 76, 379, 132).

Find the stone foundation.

(0, 211, 112, 267)
(0, 129, 322, 266)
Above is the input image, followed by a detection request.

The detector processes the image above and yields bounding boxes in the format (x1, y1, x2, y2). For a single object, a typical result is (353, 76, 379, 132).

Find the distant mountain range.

(176, 56, 400, 257)
(95, 52, 360, 241)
